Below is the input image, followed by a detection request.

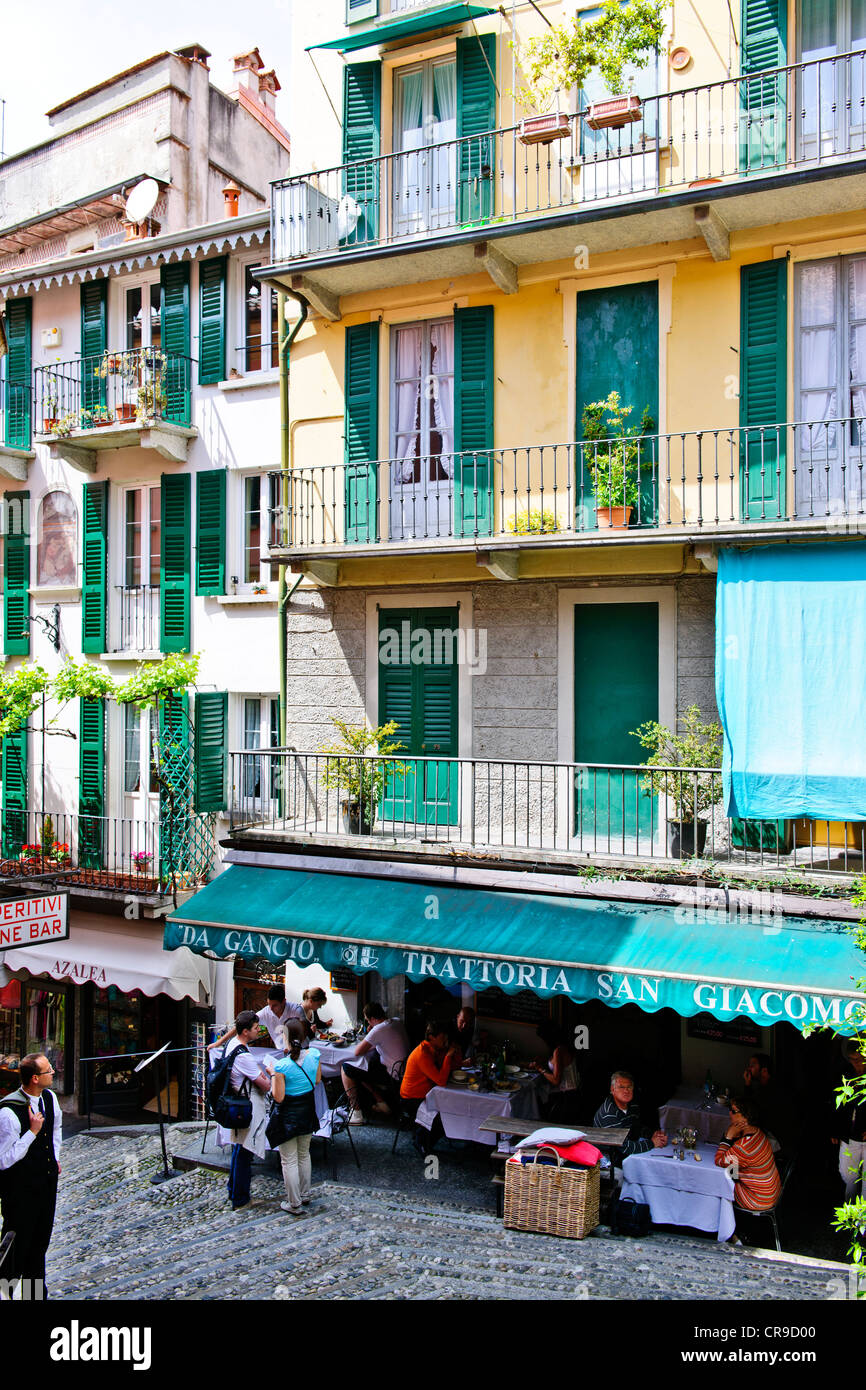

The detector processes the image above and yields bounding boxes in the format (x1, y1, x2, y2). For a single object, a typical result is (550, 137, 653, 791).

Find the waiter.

(0, 1053, 62, 1297)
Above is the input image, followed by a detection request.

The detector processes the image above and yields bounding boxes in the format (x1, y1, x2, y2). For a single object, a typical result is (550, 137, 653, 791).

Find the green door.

(574, 603, 658, 845)
(576, 282, 659, 531)
(378, 608, 459, 826)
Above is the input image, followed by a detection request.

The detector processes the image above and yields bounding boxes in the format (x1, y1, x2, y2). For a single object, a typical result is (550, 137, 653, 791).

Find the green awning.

(165, 865, 864, 1034)
(308, 4, 496, 53)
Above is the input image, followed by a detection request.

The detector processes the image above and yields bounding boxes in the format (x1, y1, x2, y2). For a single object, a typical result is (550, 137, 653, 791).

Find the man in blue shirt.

(594, 1070, 667, 1157)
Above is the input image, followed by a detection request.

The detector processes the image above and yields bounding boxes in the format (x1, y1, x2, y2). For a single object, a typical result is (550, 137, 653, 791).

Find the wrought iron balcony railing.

(1, 382, 31, 451)
(114, 585, 160, 654)
(34, 347, 195, 434)
(228, 750, 864, 876)
(271, 50, 866, 264)
(268, 418, 866, 550)
(0, 810, 164, 893)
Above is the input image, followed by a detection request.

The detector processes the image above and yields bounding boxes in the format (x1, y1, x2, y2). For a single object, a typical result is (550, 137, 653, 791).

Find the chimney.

(257, 68, 281, 115)
(223, 182, 241, 219)
(232, 47, 264, 94)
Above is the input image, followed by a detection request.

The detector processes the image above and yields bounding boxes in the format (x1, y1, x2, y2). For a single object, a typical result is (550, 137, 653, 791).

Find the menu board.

(475, 987, 548, 1026)
(686, 1012, 761, 1048)
(330, 968, 360, 993)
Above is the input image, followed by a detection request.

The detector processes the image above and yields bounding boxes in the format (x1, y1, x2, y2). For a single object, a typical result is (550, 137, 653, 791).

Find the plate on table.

(451, 1070, 469, 1083)
(495, 1081, 520, 1092)
(504, 1064, 521, 1075)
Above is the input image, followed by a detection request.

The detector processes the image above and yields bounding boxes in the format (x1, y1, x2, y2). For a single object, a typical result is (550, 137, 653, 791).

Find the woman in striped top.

(715, 1095, 782, 1211)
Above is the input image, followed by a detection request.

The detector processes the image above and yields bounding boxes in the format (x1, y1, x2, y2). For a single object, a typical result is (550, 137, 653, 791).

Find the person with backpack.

(211, 1011, 272, 1211)
(264, 1019, 322, 1217)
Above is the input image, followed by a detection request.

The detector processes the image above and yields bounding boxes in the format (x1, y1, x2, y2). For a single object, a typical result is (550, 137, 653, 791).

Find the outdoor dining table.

(308, 1036, 369, 1079)
(415, 1077, 542, 1146)
(621, 1141, 736, 1241)
(658, 1087, 731, 1145)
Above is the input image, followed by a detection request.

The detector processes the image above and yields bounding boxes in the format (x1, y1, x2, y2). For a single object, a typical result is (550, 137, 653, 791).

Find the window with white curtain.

(389, 317, 455, 541)
(798, 0, 866, 158)
(393, 58, 457, 233)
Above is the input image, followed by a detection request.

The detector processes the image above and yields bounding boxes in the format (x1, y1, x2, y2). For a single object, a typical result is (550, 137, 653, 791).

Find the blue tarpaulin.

(716, 542, 866, 820)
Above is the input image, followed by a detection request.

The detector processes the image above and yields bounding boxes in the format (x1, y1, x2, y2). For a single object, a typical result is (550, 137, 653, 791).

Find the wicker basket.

(503, 1147, 600, 1240)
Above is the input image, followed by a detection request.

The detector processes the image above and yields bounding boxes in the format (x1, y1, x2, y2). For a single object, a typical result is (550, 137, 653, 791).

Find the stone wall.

(675, 574, 719, 727)
(283, 587, 366, 750)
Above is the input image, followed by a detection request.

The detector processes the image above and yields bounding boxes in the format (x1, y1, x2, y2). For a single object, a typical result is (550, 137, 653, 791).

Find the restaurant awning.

(307, 5, 497, 53)
(2, 922, 215, 1003)
(165, 866, 864, 1034)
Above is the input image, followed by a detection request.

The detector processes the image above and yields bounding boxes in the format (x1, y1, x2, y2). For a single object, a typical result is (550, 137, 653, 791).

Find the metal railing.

(33, 347, 196, 433)
(271, 50, 866, 263)
(0, 810, 164, 891)
(268, 418, 866, 549)
(1, 382, 31, 450)
(115, 584, 160, 653)
(228, 751, 866, 875)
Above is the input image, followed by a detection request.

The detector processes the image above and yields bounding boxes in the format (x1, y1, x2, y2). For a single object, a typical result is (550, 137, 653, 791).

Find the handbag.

(266, 1057, 317, 1147)
(607, 1189, 652, 1237)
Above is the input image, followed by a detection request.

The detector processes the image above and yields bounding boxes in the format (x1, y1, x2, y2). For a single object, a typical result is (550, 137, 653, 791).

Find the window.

(241, 474, 279, 585)
(579, 6, 659, 199)
(242, 265, 279, 372)
(37, 491, 77, 587)
(795, 254, 866, 514)
(241, 696, 280, 802)
(123, 704, 160, 798)
(390, 317, 454, 540)
(118, 486, 161, 651)
(393, 58, 456, 235)
(126, 284, 162, 351)
(799, 0, 866, 159)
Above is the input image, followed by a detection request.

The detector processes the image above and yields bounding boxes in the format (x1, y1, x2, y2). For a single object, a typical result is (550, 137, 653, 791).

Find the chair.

(733, 1151, 796, 1253)
(390, 1059, 420, 1155)
(313, 1090, 362, 1180)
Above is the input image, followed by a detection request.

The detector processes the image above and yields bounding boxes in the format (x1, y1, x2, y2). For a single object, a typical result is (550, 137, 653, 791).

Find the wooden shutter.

(195, 468, 226, 595)
(342, 63, 381, 246)
(1, 725, 28, 857)
(78, 696, 105, 868)
(347, 0, 377, 21)
(198, 256, 226, 385)
(160, 473, 191, 651)
(740, 259, 787, 520)
(80, 280, 108, 411)
(194, 690, 228, 812)
(454, 306, 494, 537)
(4, 298, 31, 449)
(160, 262, 191, 423)
(344, 322, 379, 542)
(4, 490, 30, 655)
(81, 481, 108, 654)
(456, 34, 496, 224)
(740, 0, 787, 170)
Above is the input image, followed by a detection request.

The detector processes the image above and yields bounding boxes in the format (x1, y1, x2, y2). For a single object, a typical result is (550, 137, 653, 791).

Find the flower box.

(518, 113, 573, 146)
(585, 95, 642, 131)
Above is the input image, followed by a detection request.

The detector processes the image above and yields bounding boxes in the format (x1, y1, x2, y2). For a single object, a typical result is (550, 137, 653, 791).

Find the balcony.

(0, 383, 34, 476)
(113, 585, 160, 655)
(266, 51, 866, 301)
(268, 418, 866, 563)
(33, 348, 197, 471)
(228, 751, 865, 878)
(1, 811, 166, 897)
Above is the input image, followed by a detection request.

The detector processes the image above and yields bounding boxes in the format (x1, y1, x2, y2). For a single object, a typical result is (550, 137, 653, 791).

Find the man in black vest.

(0, 1053, 62, 1298)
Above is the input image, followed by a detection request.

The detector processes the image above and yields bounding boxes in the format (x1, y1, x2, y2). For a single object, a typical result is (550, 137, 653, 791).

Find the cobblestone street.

(46, 1129, 851, 1302)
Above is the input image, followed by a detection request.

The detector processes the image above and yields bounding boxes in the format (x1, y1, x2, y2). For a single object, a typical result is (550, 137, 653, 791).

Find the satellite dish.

(125, 179, 160, 224)
(336, 194, 361, 241)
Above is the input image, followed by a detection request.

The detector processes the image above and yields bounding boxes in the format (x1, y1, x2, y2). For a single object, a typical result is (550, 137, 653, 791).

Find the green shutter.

(4, 298, 31, 448)
(78, 697, 105, 867)
(195, 468, 226, 595)
(347, 0, 377, 21)
(1, 725, 28, 858)
(344, 322, 379, 542)
(198, 256, 226, 385)
(4, 490, 30, 655)
(194, 690, 227, 812)
(740, 0, 787, 171)
(740, 259, 787, 520)
(160, 262, 191, 423)
(454, 306, 494, 537)
(80, 280, 108, 412)
(378, 608, 458, 825)
(160, 473, 191, 651)
(342, 63, 381, 246)
(457, 34, 497, 224)
(81, 481, 108, 654)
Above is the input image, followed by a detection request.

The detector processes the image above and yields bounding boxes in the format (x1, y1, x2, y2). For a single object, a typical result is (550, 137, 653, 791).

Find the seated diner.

(715, 1094, 782, 1225)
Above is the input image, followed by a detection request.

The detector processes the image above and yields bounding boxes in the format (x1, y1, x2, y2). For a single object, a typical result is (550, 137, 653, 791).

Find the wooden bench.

(479, 1118, 630, 1218)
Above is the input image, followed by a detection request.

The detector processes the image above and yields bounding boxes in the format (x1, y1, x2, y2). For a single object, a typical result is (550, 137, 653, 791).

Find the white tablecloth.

(212, 1046, 328, 1148)
(659, 1088, 731, 1145)
(415, 1085, 518, 1145)
(621, 1142, 735, 1241)
(308, 1037, 368, 1079)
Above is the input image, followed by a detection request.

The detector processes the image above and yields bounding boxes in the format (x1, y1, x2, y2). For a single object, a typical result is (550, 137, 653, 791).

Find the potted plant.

(51, 411, 79, 439)
(631, 704, 723, 859)
(506, 508, 560, 535)
(42, 370, 61, 433)
(132, 850, 153, 876)
(320, 718, 408, 835)
(90, 405, 115, 428)
(581, 392, 653, 529)
(516, 1, 667, 133)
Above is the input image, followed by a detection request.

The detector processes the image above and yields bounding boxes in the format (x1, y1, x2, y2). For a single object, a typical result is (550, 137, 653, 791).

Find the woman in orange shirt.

(715, 1094, 782, 1224)
(400, 1023, 461, 1154)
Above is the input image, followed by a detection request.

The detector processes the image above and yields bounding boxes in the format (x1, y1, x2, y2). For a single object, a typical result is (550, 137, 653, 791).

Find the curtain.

(430, 321, 454, 478)
(849, 258, 866, 420)
(393, 325, 422, 483)
(124, 707, 141, 795)
(798, 262, 838, 447)
(433, 61, 456, 130)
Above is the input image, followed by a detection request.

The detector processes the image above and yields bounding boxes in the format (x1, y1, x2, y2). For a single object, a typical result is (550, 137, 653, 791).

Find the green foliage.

(829, 877, 866, 1287)
(40, 815, 55, 856)
(631, 704, 723, 821)
(582, 391, 654, 511)
(506, 509, 559, 536)
(115, 653, 200, 710)
(516, 0, 668, 114)
(52, 659, 116, 706)
(0, 665, 50, 740)
(320, 718, 408, 805)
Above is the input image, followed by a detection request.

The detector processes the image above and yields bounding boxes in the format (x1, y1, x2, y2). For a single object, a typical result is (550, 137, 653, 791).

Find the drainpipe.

(277, 289, 309, 747)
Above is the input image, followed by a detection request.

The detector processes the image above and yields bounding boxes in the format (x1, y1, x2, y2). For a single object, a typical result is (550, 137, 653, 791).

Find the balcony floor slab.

(41, 420, 197, 470)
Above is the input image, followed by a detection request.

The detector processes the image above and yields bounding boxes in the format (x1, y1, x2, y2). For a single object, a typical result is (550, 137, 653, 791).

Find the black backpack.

(207, 1044, 253, 1128)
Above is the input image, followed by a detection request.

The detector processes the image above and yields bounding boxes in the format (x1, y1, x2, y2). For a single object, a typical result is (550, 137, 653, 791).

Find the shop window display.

(25, 984, 67, 1092)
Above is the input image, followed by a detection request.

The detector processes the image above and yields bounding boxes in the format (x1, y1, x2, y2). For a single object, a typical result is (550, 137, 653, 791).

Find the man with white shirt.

(208, 984, 303, 1055)
(224, 1012, 272, 1212)
(341, 1002, 409, 1121)
(0, 1053, 62, 1297)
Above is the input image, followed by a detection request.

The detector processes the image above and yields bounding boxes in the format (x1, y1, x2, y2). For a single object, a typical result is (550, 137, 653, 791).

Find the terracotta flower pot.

(586, 95, 642, 131)
(117, 403, 137, 423)
(518, 113, 572, 146)
(596, 505, 632, 531)
(42, 418, 58, 433)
